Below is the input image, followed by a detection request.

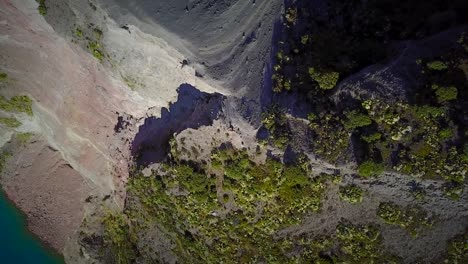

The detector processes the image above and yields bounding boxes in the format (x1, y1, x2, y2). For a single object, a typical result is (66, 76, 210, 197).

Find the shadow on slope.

(131, 84, 225, 166)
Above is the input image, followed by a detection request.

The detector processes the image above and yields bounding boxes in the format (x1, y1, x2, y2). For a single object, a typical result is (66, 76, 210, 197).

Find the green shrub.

(434, 85, 458, 103)
(75, 28, 83, 38)
(335, 221, 382, 262)
(426, 60, 447, 70)
(444, 230, 468, 263)
(308, 68, 340, 90)
(285, 8, 297, 24)
(307, 113, 317, 122)
(343, 111, 372, 130)
(377, 202, 402, 225)
(0, 151, 11, 173)
(339, 185, 363, 203)
(37, 0, 47, 16)
(16, 133, 34, 145)
(0, 96, 33, 116)
(412, 105, 445, 120)
(377, 202, 433, 236)
(444, 184, 463, 200)
(410, 185, 426, 200)
(261, 107, 290, 149)
(102, 212, 136, 264)
(0, 117, 21, 128)
(273, 135, 289, 149)
(88, 41, 104, 61)
(438, 128, 453, 140)
(358, 161, 384, 178)
(0, 72, 7, 81)
(362, 133, 382, 143)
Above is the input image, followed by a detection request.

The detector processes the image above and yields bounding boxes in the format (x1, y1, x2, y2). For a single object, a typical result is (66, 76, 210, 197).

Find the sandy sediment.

(1, 137, 92, 252)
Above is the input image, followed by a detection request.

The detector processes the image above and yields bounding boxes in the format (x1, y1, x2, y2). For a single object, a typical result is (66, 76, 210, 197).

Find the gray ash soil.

(98, 0, 283, 97)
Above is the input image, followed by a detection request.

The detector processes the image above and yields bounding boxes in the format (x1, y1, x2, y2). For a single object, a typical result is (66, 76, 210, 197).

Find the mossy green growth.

(0, 72, 7, 81)
(294, 220, 398, 263)
(308, 113, 350, 164)
(16, 132, 34, 145)
(37, 0, 47, 16)
(438, 128, 453, 141)
(444, 229, 468, 263)
(0, 96, 33, 116)
(336, 220, 386, 262)
(362, 132, 382, 143)
(433, 85, 458, 103)
(339, 185, 363, 204)
(308, 67, 340, 90)
(444, 183, 464, 200)
(125, 145, 329, 262)
(102, 212, 136, 264)
(261, 106, 290, 149)
(75, 28, 83, 38)
(410, 185, 426, 200)
(0, 151, 11, 173)
(377, 202, 434, 236)
(121, 75, 143, 90)
(297, 236, 334, 262)
(285, 8, 297, 24)
(343, 110, 372, 130)
(427, 60, 448, 71)
(88, 41, 104, 61)
(0, 117, 21, 128)
(358, 161, 384, 178)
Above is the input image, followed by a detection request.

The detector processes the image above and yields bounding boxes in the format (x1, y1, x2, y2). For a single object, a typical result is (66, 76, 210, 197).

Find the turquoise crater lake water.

(0, 190, 64, 264)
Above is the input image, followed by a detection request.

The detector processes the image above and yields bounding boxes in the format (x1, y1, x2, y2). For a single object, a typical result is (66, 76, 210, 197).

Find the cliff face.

(0, 0, 282, 257)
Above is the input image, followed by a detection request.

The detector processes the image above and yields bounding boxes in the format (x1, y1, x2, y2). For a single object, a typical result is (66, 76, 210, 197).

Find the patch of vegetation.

(16, 133, 34, 145)
(0, 117, 21, 128)
(339, 185, 364, 204)
(360, 98, 466, 187)
(88, 41, 104, 61)
(121, 75, 144, 90)
(409, 183, 426, 200)
(308, 67, 340, 90)
(102, 212, 136, 264)
(75, 28, 84, 38)
(0, 72, 7, 81)
(284, 8, 297, 25)
(443, 183, 464, 200)
(123, 144, 332, 262)
(261, 106, 290, 149)
(362, 132, 382, 143)
(0, 96, 33, 116)
(427, 60, 448, 71)
(335, 220, 398, 263)
(343, 110, 372, 130)
(358, 161, 384, 178)
(432, 84, 458, 103)
(377, 202, 434, 236)
(308, 113, 350, 164)
(282, 219, 399, 262)
(0, 151, 11, 173)
(37, 0, 47, 16)
(444, 229, 468, 263)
